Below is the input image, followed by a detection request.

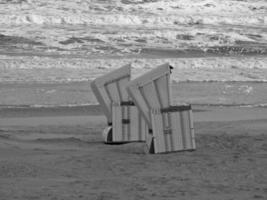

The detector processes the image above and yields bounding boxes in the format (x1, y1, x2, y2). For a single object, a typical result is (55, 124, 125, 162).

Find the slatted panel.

(112, 104, 148, 142)
(181, 110, 191, 149)
(106, 82, 121, 141)
(91, 82, 112, 122)
(142, 83, 161, 113)
(112, 104, 123, 141)
(170, 112, 185, 151)
(106, 82, 121, 103)
(142, 81, 166, 141)
(183, 110, 195, 150)
(127, 63, 171, 88)
(126, 63, 195, 153)
(126, 63, 172, 152)
(92, 64, 150, 143)
(170, 110, 196, 152)
(99, 87, 112, 122)
(128, 106, 148, 142)
(140, 114, 147, 141)
(152, 110, 195, 153)
(94, 65, 131, 88)
(151, 110, 165, 153)
(117, 77, 130, 101)
(126, 64, 171, 126)
(154, 74, 173, 152)
(140, 73, 173, 153)
(189, 110, 196, 149)
(107, 80, 125, 142)
(129, 106, 138, 141)
(118, 77, 131, 142)
(154, 74, 171, 105)
(127, 86, 151, 128)
(110, 78, 148, 142)
(119, 104, 126, 142)
(107, 74, 148, 143)
(91, 65, 131, 122)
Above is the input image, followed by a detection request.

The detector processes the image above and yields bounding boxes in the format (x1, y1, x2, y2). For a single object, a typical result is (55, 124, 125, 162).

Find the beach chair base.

(103, 126, 138, 145)
(102, 103, 148, 144)
(148, 138, 155, 154)
(102, 126, 113, 144)
(102, 126, 129, 144)
(148, 105, 196, 154)
(111, 103, 147, 143)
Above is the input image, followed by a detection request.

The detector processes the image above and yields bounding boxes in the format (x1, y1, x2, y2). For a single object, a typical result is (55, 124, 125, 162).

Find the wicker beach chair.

(126, 63, 196, 153)
(91, 65, 147, 143)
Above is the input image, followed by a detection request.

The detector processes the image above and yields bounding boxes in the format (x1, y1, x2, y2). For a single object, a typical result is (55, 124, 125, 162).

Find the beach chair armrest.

(160, 105, 192, 113)
(120, 101, 135, 106)
(122, 119, 130, 124)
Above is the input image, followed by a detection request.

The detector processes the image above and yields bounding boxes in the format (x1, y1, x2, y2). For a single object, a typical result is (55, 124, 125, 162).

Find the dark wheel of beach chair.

(126, 63, 196, 153)
(90, 65, 148, 144)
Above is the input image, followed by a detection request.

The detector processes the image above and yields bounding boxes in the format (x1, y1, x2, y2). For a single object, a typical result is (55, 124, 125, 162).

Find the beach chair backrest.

(126, 63, 172, 128)
(127, 63, 195, 153)
(91, 65, 131, 123)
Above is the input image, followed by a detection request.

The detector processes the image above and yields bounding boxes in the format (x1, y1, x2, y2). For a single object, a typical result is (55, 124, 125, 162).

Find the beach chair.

(90, 64, 147, 143)
(126, 63, 196, 153)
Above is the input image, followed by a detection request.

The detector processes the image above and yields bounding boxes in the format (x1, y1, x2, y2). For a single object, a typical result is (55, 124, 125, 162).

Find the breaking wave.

(0, 0, 266, 56)
(0, 55, 266, 83)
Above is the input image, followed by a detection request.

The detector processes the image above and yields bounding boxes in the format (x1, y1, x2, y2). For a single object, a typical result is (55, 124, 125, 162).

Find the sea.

(0, 0, 266, 108)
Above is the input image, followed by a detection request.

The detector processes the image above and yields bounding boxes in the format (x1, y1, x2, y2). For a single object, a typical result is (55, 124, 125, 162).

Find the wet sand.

(1, 81, 267, 107)
(0, 105, 266, 200)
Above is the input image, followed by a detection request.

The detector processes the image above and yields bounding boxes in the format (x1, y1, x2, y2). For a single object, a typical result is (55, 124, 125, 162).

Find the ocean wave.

(0, 56, 266, 83)
(0, 24, 266, 58)
(0, 13, 265, 27)
(0, 0, 266, 26)
(0, 1, 266, 57)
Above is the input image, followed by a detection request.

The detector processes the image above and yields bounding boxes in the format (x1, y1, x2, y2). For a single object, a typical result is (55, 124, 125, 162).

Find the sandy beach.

(0, 105, 266, 200)
(0, 0, 266, 199)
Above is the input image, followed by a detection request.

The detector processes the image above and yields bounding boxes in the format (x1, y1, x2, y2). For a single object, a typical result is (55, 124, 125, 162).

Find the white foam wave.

(0, 0, 266, 26)
(0, 13, 265, 27)
(0, 0, 266, 57)
(0, 55, 267, 83)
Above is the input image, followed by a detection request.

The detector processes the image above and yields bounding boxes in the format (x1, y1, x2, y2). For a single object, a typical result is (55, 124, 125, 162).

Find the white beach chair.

(90, 65, 147, 143)
(126, 63, 196, 153)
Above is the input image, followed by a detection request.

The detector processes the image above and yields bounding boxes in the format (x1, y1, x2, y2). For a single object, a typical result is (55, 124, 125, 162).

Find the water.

(0, 81, 266, 108)
(0, 55, 266, 108)
(1, 56, 267, 83)
(0, 0, 266, 108)
(0, 0, 266, 57)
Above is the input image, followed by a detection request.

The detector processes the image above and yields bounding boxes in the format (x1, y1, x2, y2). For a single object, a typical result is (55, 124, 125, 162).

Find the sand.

(1, 0, 266, 199)
(0, 105, 266, 200)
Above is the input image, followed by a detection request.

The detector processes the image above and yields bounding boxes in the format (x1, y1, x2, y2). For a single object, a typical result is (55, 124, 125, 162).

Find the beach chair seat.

(126, 63, 196, 153)
(91, 65, 147, 143)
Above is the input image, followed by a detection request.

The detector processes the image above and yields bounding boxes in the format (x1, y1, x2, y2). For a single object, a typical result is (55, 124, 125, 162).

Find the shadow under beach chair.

(126, 63, 196, 153)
